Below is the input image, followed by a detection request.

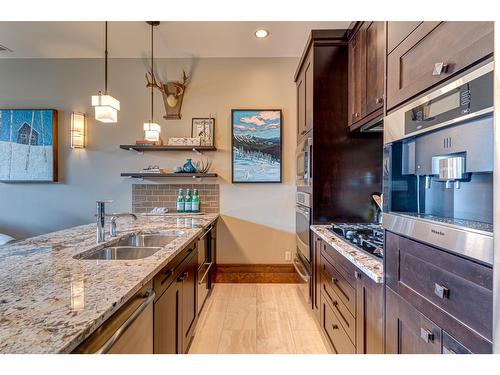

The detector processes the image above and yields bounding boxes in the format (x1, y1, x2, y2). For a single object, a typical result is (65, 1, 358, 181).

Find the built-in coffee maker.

(383, 62, 494, 265)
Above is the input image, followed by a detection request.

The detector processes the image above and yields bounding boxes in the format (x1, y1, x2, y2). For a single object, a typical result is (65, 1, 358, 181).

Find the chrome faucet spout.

(109, 213, 138, 237)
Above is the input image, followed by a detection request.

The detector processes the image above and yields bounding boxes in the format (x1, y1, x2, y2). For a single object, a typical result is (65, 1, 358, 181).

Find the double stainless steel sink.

(75, 230, 185, 260)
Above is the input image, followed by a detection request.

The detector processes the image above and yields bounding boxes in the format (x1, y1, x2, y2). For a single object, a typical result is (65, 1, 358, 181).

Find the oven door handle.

(293, 256, 311, 283)
(296, 206, 310, 221)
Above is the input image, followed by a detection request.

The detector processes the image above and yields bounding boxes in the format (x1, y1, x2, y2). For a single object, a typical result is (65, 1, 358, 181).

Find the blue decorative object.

(182, 158, 197, 173)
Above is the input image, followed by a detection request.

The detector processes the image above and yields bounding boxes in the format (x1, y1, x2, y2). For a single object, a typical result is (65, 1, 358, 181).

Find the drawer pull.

(420, 328, 434, 343)
(331, 277, 338, 284)
(375, 97, 384, 104)
(160, 269, 174, 285)
(354, 271, 361, 279)
(177, 272, 188, 282)
(432, 62, 449, 76)
(332, 324, 339, 330)
(434, 283, 449, 299)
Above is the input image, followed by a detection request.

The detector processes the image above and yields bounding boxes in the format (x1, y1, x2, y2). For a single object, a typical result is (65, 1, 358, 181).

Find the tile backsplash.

(132, 184, 219, 214)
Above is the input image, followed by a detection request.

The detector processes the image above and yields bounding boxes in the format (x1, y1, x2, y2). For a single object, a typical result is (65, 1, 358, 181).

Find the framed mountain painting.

(231, 109, 282, 183)
(0, 109, 58, 182)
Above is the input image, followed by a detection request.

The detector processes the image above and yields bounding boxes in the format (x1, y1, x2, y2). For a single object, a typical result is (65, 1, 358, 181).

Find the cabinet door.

(348, 29, 365, 126)
(154, 279, 182, 354)
(355, 270, 384, 354)
(305, 57, 313, 132)
(385, 288, 442, 354)
(297, 73, 306, 138)
(181, 249, 198, 353)
(312, 235, 321, 320)
(364, 21, 385, 115)
(387, 21, 494, 110)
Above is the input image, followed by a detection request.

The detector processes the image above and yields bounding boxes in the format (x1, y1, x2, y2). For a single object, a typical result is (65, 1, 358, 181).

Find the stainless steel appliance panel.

(296, 136, 313, 187)
(296, 192, 311, 262)
(383, 212, 493, 265)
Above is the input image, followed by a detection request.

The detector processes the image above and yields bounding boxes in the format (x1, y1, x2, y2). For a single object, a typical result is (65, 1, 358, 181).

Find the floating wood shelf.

(119, 145, 217, 152)
(121, 172, 218, 179)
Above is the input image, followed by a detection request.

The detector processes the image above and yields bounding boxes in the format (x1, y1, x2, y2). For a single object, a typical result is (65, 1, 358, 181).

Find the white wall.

(0, 57, 297, 263)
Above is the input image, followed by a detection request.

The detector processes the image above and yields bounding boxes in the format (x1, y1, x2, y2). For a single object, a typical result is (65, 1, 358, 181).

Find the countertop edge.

(310, 225, 384, 284)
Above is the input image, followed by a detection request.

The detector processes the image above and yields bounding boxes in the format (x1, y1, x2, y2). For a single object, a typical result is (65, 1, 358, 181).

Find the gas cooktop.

(328, 223, 384, 259)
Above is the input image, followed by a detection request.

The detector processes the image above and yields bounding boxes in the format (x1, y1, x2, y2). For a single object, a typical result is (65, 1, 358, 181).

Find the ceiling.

(0, 21, 351, 59)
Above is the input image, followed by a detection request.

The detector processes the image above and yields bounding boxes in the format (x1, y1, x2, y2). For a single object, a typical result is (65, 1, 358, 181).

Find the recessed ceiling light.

(255, 29, 269, 39)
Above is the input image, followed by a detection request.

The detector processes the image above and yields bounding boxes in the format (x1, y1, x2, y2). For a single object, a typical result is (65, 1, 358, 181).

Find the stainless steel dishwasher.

(73, 281, 155, 354)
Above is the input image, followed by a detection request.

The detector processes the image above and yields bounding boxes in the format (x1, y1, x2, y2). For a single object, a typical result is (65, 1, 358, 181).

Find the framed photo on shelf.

(231, 109, 282, 183)
(191, 118, 215, 147)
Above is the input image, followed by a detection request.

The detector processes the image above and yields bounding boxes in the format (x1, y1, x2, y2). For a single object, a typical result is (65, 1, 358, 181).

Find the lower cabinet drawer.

(321, 274, 356, 344)
(322, 294, 356, 354)
(321, 255, 356, 315)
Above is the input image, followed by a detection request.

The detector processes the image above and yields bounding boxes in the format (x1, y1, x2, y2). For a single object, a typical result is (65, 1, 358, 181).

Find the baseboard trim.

(214, 264, 302, 283)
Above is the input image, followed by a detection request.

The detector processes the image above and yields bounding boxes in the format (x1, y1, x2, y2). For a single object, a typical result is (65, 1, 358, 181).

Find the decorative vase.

(183, 159, 197, 173)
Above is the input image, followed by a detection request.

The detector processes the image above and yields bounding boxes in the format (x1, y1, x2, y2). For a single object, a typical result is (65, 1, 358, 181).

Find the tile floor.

(188, 283, 330, 354)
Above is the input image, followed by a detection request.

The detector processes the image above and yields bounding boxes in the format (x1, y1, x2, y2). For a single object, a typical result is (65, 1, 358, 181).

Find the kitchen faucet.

(109, 213, 138, 237)
(96, 200, 137, 243)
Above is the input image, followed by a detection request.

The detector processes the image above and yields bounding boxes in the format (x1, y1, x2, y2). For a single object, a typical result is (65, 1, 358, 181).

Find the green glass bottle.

(176, 189, 185, 213)
(192, 189, 200, 212)
(184, 189, 192, 212)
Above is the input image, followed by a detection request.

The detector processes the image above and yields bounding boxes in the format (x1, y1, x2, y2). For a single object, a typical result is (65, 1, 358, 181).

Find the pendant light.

(143, 21, 161, 142)
(91, 21, 120, 123)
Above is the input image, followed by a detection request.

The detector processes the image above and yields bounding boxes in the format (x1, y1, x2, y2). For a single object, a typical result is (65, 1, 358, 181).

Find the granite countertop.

(0, 213, 218, 354)
(310, 225, 383, 284)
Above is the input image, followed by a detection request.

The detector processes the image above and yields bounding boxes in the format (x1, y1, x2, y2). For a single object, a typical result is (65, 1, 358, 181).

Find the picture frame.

(231, 109, 282, 183)
(191, 117, 215, 147)
(0, 109, 58, 182)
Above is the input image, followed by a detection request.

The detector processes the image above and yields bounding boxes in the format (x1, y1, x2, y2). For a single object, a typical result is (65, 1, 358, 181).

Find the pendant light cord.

(104, 21, 108, 94)
(150, 22, 154, 123)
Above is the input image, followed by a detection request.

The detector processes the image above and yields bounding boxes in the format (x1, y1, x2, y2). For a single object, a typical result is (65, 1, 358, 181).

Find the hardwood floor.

(188, 283, 330, 354)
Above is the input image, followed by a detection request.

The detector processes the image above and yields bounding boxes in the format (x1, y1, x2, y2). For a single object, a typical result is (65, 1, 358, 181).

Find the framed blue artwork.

(0, 109, 58, 182)
(231, 109, 282, 183)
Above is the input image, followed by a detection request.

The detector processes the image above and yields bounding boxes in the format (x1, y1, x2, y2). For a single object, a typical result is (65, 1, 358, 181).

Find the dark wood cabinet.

(355, 269, 384, 354)
(181, 248, 198, 353)
(296, 73, 305, 137)
(312, 235, 321, 320)
(154, 274, 182, 354)
(386, 287, 442, 354)
(154, 240, 199, 354)
(347, 21, 385, 130)
(314, 233, 383, 354)
(385, 231, 493, 353)
(296, 53, 313, 139)
(386, 21, 494, 110)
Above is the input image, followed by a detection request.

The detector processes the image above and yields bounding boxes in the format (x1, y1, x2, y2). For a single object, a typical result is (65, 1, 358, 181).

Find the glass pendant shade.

(92, 94, 120, 123)
(144, 122, 161, 141)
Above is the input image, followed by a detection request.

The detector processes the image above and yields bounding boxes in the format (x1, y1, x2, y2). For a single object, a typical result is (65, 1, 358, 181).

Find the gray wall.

(0, 57, 297, 263)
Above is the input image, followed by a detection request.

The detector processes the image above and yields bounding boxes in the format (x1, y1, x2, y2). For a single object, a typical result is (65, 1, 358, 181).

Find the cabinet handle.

(420, 328, 434, 343)
(375, 97, 384, 104)
(432, 62, 449, 76)
(332, 324, 339, 330)
(331, 277, 338, 284)
(354, 271, 361, 279)
(353, 112, 360, 118)
(434, 283, 449, 299)
(160, 269, 174, 285)
(177, 271, 188, 282)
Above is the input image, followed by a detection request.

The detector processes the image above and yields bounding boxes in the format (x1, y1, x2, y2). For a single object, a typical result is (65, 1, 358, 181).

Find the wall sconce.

(143, 122, 161, 142)
(71, 112, 86, 148)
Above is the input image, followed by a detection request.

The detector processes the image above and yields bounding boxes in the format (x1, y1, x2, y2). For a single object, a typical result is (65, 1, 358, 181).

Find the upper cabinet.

(386, 21, 494, 111)
(296, 50, 314, 139)
(347, 21, 385, 130)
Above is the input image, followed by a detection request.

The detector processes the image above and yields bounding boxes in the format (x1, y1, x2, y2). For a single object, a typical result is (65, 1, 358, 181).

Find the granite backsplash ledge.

(132, 184, 219, 214)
